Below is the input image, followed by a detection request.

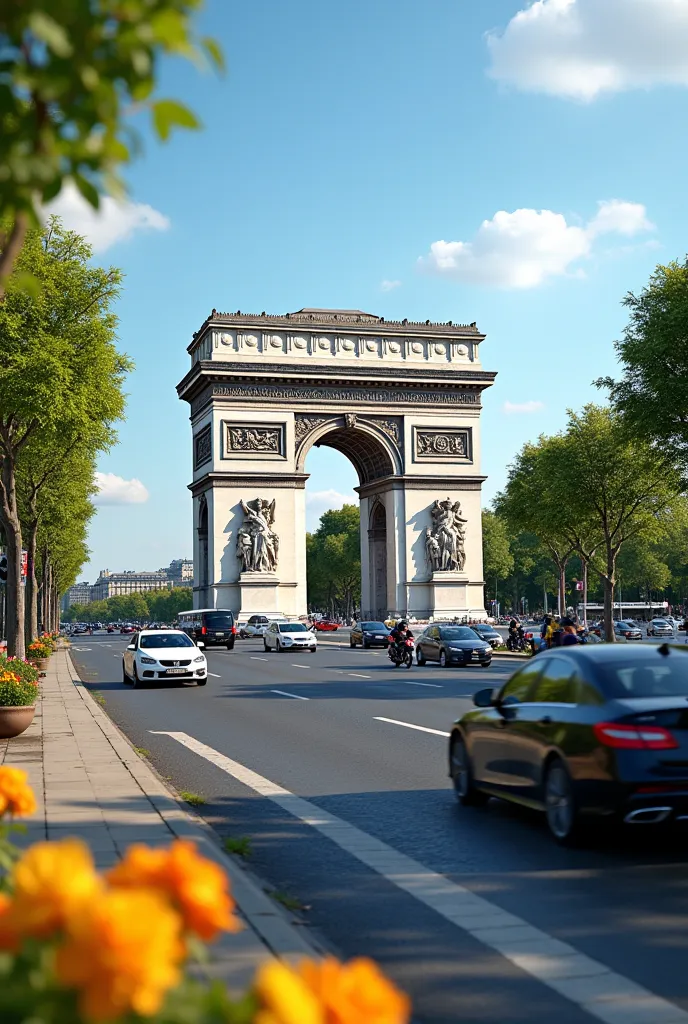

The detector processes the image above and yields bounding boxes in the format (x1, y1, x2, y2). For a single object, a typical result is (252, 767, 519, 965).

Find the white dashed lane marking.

(207, 672, 221, 678)
(270, 690, 309, 701)
(150, 730, 688, 1024)
(374, 717, 450, 737)
(250, 657, 269, 662)
(291, 664, 311, 669)
(397, 680, 443, 688)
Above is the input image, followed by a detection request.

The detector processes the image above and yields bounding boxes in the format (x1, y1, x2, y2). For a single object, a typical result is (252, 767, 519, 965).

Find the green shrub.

(0, 655, 39, 685)
(0, 673, 38, 707)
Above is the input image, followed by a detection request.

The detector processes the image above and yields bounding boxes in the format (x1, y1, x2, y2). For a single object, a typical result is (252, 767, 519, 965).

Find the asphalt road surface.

(69, 632, 688, 1024)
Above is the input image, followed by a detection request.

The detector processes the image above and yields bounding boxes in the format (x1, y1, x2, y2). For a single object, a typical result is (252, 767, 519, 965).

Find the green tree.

(0, 1, 223, 294)
(599, 259, 688, 465)
(0, 221, 129, 656)
(306, 504, 361, 619)
(543, 406, 683, 639)
(481, 510, 513, 611)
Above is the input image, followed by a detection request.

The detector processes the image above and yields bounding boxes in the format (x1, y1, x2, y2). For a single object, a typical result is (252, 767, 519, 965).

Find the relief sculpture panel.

(414, 427, 471, 462)
(223, 423, 285, 458)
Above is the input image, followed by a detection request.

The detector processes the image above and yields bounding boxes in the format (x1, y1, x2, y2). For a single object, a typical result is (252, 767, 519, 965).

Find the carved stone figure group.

(425, 498, 467, 573)
(236, 497, 279, 573)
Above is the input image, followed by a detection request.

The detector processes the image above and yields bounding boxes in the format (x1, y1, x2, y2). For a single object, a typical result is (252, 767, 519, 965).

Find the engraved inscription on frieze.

(414, 428, 472, 462)
(194, 425, 212, 469)
(223, 423, 286, 458)
(212, 384, 480, 406)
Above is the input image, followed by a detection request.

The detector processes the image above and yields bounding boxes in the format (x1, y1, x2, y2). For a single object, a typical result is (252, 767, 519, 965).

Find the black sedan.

(449, 643, 688, 844)
(469, 624, 503, 649)
(416, 625, 492, 667)
(350, 621, 390, 649)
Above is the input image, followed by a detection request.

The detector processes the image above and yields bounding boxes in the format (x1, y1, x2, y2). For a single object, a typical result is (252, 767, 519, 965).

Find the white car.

(263, 621, 317, 653)
(241, 614, 286, 638)
(122, 629, 207, 687)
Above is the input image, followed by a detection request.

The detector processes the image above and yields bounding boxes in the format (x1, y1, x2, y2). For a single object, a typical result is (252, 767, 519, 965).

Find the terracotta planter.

(33, 657, 49, 671)
(0, 705, 36, 739)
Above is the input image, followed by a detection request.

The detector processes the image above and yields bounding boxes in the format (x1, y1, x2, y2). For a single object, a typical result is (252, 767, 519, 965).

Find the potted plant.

(0, 667, 39, 738)
(27, 638, 52, 671)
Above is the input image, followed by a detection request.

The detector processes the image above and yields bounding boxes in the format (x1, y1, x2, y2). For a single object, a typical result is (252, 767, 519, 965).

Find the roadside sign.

(21, 550, 27, 578)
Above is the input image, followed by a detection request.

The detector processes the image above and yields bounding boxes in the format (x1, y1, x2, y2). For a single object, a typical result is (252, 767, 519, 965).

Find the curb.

(66, 651, 324, 962)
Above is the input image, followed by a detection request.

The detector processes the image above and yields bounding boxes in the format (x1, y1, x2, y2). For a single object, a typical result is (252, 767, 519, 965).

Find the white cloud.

(487, 0, 688, 101)
(46, 183, 170, 252)
(306, 488, 358, 531)
(418, 199, 653, 289)
(93, 472, 149, 506)
(380, 279, 401, 292)
(503, 400, 545, 415)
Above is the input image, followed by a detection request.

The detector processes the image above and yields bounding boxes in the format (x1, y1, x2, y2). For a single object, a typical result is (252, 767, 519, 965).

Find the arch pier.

(177, 308, 496, 620)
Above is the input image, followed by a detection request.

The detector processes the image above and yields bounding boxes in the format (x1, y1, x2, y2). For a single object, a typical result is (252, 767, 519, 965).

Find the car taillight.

(231, 626, 237, 635)
(201, 626, 207, 635)
(593, 722, 679, 750)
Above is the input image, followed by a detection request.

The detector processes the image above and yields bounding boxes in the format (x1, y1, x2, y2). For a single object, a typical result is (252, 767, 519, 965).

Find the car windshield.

(474, 625, 497, 634)
(440, 627, 478, 640)
(653, 620, 669, 625)
(140, 633, 193, 649)
(204, 612, 233, 629)
(601, 653, 688, 697)
(279, 623, 307, 632)
(617, 622, 634, 629)
(362, 622, 387, 630)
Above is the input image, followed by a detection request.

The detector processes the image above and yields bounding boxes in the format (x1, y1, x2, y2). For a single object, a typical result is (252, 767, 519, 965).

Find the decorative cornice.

(189, 472, 309, 496)
(356, 475, 486, 498)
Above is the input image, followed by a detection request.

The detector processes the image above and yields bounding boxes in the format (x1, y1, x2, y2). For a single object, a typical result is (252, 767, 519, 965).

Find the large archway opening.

(301, 421, 399, 619)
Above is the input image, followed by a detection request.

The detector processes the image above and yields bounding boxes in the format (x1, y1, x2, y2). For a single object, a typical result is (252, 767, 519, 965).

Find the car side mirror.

(473, 687, 495, 708)
(197, 641, 205, 648)
(126, 644, 136, 651)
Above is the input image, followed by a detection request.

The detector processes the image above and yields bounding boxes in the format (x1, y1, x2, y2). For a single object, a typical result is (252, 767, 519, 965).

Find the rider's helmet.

(397, 620, 408, 630)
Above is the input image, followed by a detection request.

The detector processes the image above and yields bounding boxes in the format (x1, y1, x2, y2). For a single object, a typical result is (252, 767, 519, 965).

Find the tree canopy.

(306, 504, 361, 620)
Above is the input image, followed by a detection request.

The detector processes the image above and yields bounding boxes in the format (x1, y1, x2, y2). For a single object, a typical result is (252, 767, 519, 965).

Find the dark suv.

(177, 609, 236, 649)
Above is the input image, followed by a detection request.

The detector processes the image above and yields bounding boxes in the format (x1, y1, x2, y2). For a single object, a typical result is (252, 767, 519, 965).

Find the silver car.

(647, 618, 674, 637)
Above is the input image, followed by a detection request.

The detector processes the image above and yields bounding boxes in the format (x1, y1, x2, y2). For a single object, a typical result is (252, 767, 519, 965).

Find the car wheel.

(544, 759, 581, 845)
(132, 665, 142, 689)
(480, 661, 492, 668)
(226, 642, 234, 650)
(310, 646, 317, 653)
(263, 640, 270, 652)
(417, 648, 426, 666)
(439, 649, 449, 668)
(276, 640, 282, 653)
(122, 663, 130, 684)
(450, 735, 488, 807)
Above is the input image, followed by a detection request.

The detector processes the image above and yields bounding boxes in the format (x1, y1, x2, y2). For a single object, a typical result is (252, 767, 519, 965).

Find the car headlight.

(193, 655, 205, 663)
(140, 656, 156, 665)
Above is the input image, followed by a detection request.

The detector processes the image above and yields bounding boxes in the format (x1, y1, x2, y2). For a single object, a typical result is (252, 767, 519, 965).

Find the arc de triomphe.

(177, 308, 495, 620)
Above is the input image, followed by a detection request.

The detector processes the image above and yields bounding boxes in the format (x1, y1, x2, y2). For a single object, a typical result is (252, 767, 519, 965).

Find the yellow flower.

(254, 957, 411, 1024)
(0, 765, 37, 818)
(7, 838, 102, 939)
(106, 839, 240, 940)
(55, 888, 184, 1021)
(254, 960, 323, 1024)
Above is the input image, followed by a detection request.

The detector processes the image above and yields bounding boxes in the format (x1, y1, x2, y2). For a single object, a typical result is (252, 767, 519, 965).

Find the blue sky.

(54, 0, 688, 580)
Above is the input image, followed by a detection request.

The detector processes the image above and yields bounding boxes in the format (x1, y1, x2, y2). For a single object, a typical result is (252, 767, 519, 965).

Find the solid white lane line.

(207, 672, 221, 678)
(374, 717, 450, 737)
(397, 680, 443, 689)
(149, 730, 687, 1024)
(270, 690, 309, 701)
(250, 657, 269, 662)
(349, 672, 372, 679)
(291, 664, 311, 669)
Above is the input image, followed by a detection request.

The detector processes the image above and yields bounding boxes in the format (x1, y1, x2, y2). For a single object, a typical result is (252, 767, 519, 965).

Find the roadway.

(69, 631, 688, 1024)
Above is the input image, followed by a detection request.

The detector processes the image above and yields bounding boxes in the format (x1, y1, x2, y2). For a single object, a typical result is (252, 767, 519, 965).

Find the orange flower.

(0, 765, 37, 818)
(254, 957, 411, 1024)
(106, 839, 240, 940)
(0, 892, 19, 952)
(55, 888, 184, 1021)
(6, 838, 102, 939)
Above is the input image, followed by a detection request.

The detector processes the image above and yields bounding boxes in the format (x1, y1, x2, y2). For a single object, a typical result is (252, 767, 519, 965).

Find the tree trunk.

(0, 453, 25, 658)
(603, 575, 615, 643)
(25, 519, 38, 646)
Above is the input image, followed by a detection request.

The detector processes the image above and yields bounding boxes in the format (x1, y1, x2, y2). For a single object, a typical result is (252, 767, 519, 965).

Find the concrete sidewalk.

(0, 648, 321, 990)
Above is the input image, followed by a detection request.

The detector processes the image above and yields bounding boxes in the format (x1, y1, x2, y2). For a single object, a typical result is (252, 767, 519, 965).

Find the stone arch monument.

(177, 308, 495, 620)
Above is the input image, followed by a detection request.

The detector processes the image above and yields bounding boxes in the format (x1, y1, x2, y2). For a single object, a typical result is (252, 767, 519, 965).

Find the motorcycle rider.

(389, 620, 414, 662)
(507, 618, 524, 651)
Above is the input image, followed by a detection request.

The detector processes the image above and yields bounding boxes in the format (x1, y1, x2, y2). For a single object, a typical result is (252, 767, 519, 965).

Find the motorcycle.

(506, 630, 528, 652)
(388, 636, 415, 669)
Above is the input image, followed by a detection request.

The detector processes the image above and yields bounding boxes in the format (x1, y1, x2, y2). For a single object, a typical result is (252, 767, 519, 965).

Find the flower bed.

(27, 639, 52, 660)
(0, 656, 39, 686)
(0, 766, 411, 1023)
(0, 672, 38, 708)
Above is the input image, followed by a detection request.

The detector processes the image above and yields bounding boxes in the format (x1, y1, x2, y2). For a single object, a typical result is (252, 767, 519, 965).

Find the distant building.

(165, 559, 193, 586)
(91, 569, 170, 601)
(61, 582, 92, 611)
